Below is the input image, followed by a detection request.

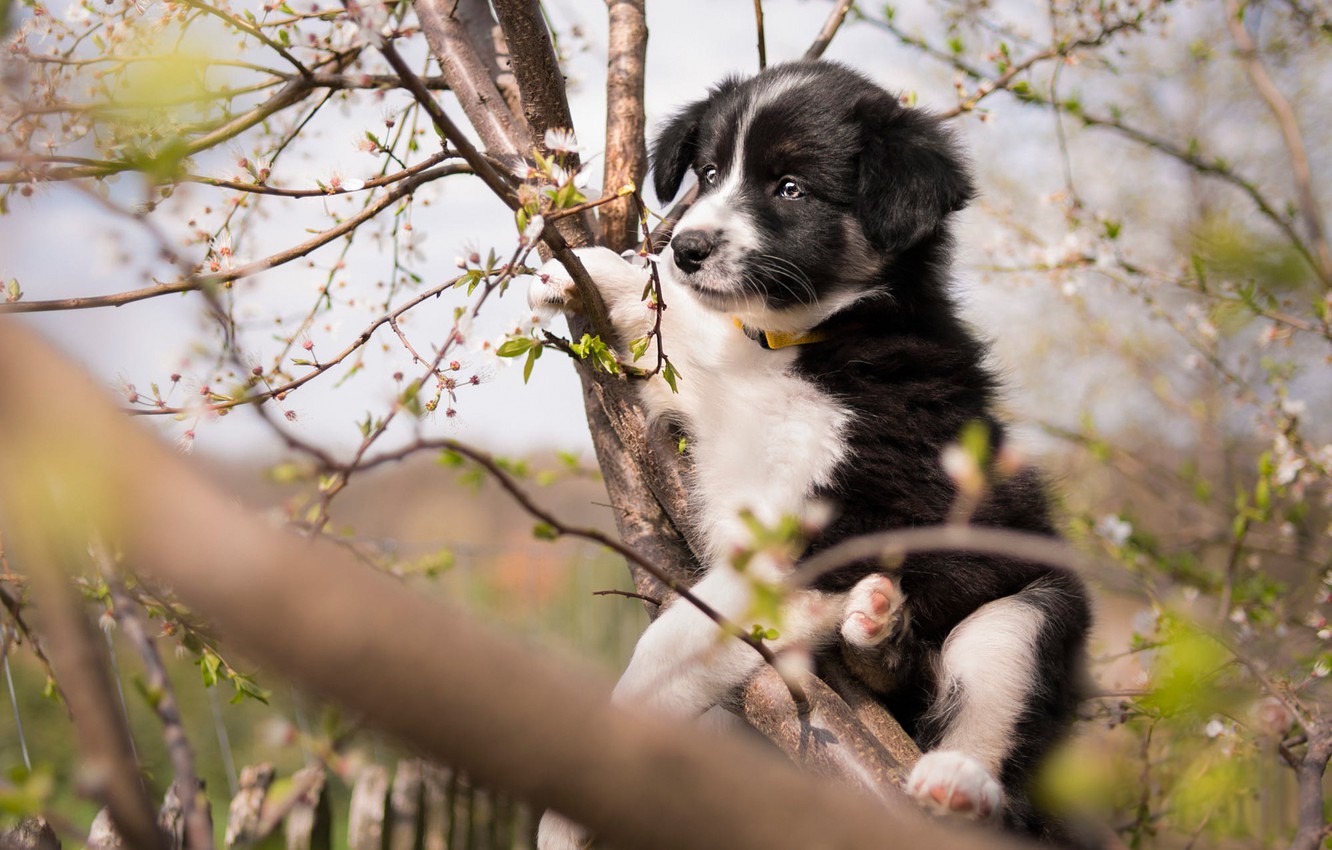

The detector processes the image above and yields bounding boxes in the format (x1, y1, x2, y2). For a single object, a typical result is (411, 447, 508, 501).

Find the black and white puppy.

(531, 60, 1090, 847)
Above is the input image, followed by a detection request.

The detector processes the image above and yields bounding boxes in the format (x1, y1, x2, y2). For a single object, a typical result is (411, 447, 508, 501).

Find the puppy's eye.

(777, 178, 805, 200)
(700, 165, 719, 184)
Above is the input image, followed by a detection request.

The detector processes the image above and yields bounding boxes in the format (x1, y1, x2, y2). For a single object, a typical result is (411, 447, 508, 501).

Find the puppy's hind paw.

(840, 573, 903, 649)
(536, 811, 592, 850)
(907, 750, 1004, 822)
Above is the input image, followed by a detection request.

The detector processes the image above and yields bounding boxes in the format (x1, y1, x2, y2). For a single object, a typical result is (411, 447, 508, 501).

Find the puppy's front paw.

(536, 811, 592, 850)
(528, 259, 579, 320)
(840, 573, 903, 648)
(527, 246, 652, 322)
(906, 750, 1004, 821)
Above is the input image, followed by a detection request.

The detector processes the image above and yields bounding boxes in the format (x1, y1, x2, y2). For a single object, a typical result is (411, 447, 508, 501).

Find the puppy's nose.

(671, 229, 717, 274)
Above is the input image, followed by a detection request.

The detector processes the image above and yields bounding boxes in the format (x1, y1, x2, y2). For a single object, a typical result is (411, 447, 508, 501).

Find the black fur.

(652, 60, 1091, 839)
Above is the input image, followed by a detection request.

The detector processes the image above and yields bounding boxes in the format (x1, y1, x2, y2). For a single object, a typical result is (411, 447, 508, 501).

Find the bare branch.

(104, 574, 213, 850)
(792, 524, 1090, 589)
(356, 436, 803, 704)
(753, 0, 768, 70)
(1225, 0, 1332, 286)
(1289, 725, 1332, 850)
(0, 162, 470, 314)
(805, 0, 856, 60)
(601, 0, 649, 253)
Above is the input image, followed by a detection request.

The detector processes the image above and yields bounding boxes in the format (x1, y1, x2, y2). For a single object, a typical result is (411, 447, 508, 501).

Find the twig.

(359, 436, 807, 709)
(873, 13, 1329, 285)
(0, 162, 470, 314)
(753, 0, 767, 70)
(593, 589, 663, 606)
(805, 0, 856, 60)
(104, 573, 213, 850)
(1, 630, 32, 771)
(17, 551, 165, 849)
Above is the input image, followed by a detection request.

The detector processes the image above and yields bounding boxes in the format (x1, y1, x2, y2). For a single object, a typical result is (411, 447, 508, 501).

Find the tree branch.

(805, 0, 856, 60)
(0, 162, 470, 314)
(104, 574, 213, 850)
(1225, 0, 1332, 286)
(413, 0, 530, 163)
(601, 0, 649, 253)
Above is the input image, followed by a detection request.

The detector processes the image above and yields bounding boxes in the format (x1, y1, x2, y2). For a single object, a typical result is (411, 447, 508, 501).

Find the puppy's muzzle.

(671, 228, 720, 274)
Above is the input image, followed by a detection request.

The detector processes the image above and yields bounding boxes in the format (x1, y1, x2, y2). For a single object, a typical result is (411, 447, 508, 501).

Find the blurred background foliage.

(1, 0, 1330, 847)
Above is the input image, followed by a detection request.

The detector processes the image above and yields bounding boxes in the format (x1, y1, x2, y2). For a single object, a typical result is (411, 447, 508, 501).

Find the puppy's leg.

(908, 591, 1050, 822)
(536, 569, 763, 850)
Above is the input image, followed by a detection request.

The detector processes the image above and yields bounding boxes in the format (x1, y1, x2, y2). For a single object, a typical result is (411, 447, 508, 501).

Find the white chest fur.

(639, 303, 851, 569)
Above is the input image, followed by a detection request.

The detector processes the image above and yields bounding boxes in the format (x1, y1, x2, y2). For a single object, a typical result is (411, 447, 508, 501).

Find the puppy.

(530, 60, 1090, 847)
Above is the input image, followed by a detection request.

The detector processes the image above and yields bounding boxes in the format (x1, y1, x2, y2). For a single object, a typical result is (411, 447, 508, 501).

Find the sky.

(1, 0, 1148, 463)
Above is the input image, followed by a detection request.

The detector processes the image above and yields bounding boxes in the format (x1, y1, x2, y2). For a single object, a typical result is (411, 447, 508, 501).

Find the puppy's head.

(652, 62, 974, 323)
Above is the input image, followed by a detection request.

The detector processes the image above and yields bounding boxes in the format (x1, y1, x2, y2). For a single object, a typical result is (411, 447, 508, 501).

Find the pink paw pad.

(840, 574, 902, 648)
(907, 750, 1004, 821)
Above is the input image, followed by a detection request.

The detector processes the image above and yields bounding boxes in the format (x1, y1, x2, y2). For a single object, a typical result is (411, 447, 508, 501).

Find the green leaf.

(629, 336, 650, 362)
(662, 360, 681, 393)
(496, 337, 535, 358)
(523, 344, 542, 383)
(198, 649, 223, 688)
(437, 449, 465, 468)
(400, 380, 423, 417)
(532, 522, 559, 541)
(958, 420, 991, 469)
(230, 674, 271, 705)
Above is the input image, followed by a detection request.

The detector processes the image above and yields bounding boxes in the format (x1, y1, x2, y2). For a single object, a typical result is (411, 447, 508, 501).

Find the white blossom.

(543, 128, 580, 154)
(1095, 514, 1133, 547)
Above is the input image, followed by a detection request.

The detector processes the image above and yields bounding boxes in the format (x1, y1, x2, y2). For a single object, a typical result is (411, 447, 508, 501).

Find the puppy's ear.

(855, 93, 976, 252)
(650, 79, 740, 203)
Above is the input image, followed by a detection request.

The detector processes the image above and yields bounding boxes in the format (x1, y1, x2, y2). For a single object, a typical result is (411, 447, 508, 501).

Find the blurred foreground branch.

(0, 321, 1009, 850)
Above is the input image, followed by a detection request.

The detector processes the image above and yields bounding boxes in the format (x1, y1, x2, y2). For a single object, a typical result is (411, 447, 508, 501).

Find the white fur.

(907, 750, 1004, 821)
(933, 595, 1045, 775)
(537, 813, 590, 850)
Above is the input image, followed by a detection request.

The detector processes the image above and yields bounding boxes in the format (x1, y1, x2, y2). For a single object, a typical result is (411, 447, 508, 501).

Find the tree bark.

(600, 0, 649, 253)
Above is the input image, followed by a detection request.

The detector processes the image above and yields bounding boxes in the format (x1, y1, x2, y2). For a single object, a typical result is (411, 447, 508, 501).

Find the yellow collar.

(733, 317, 832, 350)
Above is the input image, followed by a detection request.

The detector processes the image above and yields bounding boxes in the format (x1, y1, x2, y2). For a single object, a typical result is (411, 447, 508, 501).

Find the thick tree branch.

(601, 0, 649, 253)
(413, 0, 530, 163)
(1289, 724, 1332, 850)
